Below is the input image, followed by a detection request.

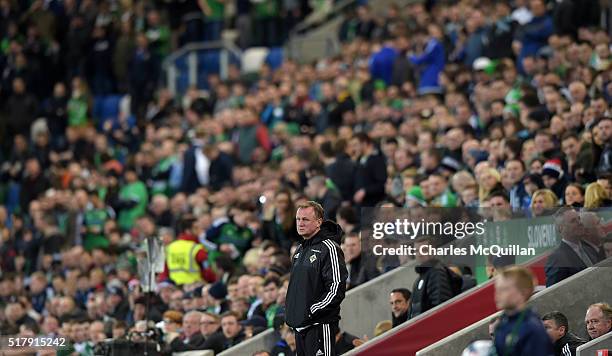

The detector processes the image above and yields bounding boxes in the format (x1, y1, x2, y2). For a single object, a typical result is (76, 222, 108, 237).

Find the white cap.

(473, 57, 492, 71)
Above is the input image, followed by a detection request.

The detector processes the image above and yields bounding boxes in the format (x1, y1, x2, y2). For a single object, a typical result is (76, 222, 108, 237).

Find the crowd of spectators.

(1, 0, 612, 355)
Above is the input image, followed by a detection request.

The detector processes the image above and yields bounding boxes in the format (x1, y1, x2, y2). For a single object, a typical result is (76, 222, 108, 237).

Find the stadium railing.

(162, 40, 242, 97)
(576, 332, 612, 356)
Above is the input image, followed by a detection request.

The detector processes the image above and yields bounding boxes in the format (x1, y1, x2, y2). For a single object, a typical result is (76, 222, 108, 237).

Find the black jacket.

(583, 241, 606, 265)
(326, 153, 357, 202)
(320, 188, 343, 222)
(181, 145, 234, 194)
(392, 311, 408, 328)
(223, 330, 246, 350)
(409, 259, 454, 319)
(553, 332, 585, 356)
(354, 149, 388, 207)
(169, 333, 206, 353)
(545, 241, 591, 287)
(597, 144, 612, 175)
(285, 221, 348, 328)
(347, 253, 380, 290)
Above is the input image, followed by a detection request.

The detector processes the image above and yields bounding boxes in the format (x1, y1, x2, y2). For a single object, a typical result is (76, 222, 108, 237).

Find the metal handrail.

(162, 40, 242, 69)
(162, 40, 243, 96)
(290, 0, 356, 36)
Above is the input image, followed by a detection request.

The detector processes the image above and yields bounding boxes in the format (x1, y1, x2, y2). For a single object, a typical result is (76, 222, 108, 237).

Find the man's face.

(200, 315, 220, 337)
(598, 119, 612, 142)
(183, 315, 200, 338)
(494, 276, 526, 311)
(89, 322, 105, 342)
(581, 213, 604, 243)
(76, 323, 90, 342)
(585, 306, 612, 339)
(535, 135, 553, 154)
(489, 196, 510, 210)
(561, 137, 580, 159)
(559, 210, 582, 240)
(227, 284, 239, 300)
(230, 299, 249, 319)
(542, 175, 557, 189)
(296, 207, 322, 239)
(445, 129, 464, 151)
(389, 292, 409, 318)
(592, 99, 607, 117)
(221, 316, 241, 339)
(343, 236, 361, 262)
(543, 319, 565, 343)
(42, 317, 59, 334)
(348, 138, 362, 157)
(428, 176, 446, 197)
(604, 241, 612, 258)
(505, 161, 524, 185)
(169, 291, 183, 310)
(262, 283, 279, 306)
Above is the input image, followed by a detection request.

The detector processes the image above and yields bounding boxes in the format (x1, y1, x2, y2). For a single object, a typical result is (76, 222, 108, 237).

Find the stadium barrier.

(174, 350, 214, 356)
(417, 258, 612, 356)
(576, 332, 612, 356)
(217, 329, 276, 356)
(342, 253, 548, 356)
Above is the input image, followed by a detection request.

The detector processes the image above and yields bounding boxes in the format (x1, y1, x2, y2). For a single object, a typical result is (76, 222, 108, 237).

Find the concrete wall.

(417, 258, 612, 356)
(174, 351, 214, 356)
(340, 261, 419, 338)
(577, 332, 612, 356)
(217, 329, 277, 356)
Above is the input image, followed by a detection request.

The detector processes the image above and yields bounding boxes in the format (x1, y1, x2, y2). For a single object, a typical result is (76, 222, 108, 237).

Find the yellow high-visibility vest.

(166, 239, 204, 285)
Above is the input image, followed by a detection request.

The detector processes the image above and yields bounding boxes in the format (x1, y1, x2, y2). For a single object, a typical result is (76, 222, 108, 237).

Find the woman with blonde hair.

(530, 189, 559, 216)
(584, 182, 611, 209)
(478, 168, 502, 204)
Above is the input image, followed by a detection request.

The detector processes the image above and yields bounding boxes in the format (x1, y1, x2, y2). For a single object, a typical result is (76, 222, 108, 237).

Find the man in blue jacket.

(493, 266, 554, 356)
(409, 24, 445, 95)
(515, 0, 553, 74)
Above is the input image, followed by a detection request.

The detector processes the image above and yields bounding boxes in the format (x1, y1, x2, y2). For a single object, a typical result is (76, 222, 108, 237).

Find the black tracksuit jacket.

(285, 221, 348, 328)
(553, 332, 585, 356)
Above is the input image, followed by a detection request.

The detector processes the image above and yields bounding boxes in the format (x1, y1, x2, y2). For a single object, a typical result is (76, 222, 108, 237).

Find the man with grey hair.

(579, 211, 607, 263)
(545, 208, 596, 287)
(168, 310, 207, 352)
(585, 303, 612, 340)
(149, 194, 173, 227)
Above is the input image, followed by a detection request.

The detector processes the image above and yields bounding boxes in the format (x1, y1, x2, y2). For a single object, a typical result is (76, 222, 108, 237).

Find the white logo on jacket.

(310, 255, 317, 263)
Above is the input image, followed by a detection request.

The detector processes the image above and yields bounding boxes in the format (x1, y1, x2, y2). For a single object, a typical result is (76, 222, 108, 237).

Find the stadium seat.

(265, 47, 284, 70)
(242, 47, 269, 74)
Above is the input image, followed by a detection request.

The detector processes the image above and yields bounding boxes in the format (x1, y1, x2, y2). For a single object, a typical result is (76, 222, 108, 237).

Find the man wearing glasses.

(167, 311, 225, 354)
(199, 312, 226, 354)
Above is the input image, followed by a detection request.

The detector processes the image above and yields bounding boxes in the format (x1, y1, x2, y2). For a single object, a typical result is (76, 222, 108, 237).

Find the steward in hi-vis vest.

(159, 216, 216, 285)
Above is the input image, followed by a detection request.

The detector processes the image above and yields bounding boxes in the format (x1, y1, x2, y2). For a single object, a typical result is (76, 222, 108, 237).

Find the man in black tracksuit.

(408, 238, 456, 319)
(542, 311, 586, 356)
(286, 201, 348, 356)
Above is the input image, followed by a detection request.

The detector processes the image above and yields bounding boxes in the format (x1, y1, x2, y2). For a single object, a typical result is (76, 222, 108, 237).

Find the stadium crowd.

(1, 0, 612, 355)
